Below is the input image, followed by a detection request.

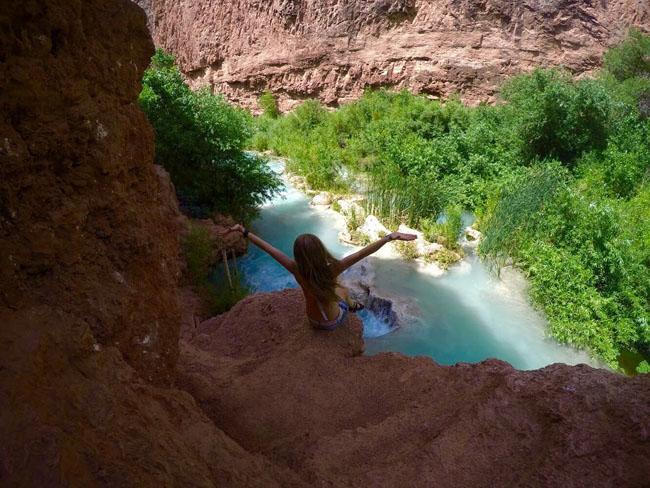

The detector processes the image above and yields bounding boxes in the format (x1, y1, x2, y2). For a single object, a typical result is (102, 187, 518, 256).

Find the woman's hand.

(388, 232, 417, 241)
(230, 224, 245, 234)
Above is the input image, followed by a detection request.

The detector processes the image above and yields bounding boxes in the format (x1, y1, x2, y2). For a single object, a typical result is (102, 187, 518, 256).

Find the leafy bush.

(637, 360, 650, 374)
(198, 275, 249, 316)
(139, 49, 281, 220)
(350, 229, 371, 246)
(183, 224, 249, 314)
(501, 69, 612, 166)
(183, 225, 214, 283)
(603, 28, 650, 82)
(425, 248, 462, 270)
(259, 90, 280, 119)
(394, 240, 419, 260)
(347, 206, 363, 232)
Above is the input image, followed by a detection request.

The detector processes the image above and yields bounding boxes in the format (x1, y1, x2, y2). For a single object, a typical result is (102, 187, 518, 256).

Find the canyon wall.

(0, 1, 300, 485)
(136, 0, 649, 111)
(0, 0, 182, 385)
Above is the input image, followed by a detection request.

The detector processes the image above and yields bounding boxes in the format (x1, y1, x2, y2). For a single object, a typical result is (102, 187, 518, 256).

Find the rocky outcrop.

(0, 1, 298, 485)
(187, 215, 248, 265)
(180, 289, 650, 487)
(0, 0, 182, 385)
(136, 0, 648, 111)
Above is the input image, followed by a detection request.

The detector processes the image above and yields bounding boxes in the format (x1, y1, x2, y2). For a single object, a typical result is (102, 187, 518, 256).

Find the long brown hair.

(293, 233, 340, 304)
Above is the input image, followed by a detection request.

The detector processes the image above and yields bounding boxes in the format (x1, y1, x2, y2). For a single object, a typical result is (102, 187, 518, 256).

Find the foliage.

(500, 69, 611, 165)
(637, 360, 650, 374)
(603, 28, 650, 82)
(350, 229, 371, 246)
(425, 248, 462, 270)
(421, 205, 463, 250)
(259, 90, 280, 119)
(198, 275, 249, 316)
(250, 31, 650, 369)
(182, 224, 249, 315)
(139, 49, 280, 220)
(479, 163, 566, 265)
(183, 225, 214, 283)
(347, 206, 363, 232)
(394, 240, 419, 260)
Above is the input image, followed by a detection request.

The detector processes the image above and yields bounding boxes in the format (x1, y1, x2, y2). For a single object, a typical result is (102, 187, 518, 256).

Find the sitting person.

(231, 224, 415, 330)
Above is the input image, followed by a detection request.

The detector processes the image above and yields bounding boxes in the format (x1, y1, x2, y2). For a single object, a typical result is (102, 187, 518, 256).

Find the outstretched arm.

(333, 232, 416, 276)
(231, 224, 297, 274)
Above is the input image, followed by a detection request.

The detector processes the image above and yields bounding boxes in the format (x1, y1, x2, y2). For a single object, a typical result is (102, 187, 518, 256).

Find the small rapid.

(237, 160, 600, 370)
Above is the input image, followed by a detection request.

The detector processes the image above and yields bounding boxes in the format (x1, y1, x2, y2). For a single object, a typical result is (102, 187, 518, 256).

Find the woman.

(231, 224, 416, 330)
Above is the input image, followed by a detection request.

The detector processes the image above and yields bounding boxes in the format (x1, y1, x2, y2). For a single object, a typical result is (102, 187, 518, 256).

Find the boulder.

(311, 192, 332, 206)
(365, 294, 399, 328)
(360, 215, 390, 241)
(465, 226, 482, 242)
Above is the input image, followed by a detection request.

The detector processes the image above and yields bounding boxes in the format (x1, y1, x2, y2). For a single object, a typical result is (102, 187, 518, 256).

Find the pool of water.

(237, 160, 599, 370)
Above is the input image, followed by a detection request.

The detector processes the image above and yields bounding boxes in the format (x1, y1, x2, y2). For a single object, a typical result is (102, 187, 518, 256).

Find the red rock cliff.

(136, 0, 649, 110)
(0, 0, 181, 384)
(0, 1, 301, 485)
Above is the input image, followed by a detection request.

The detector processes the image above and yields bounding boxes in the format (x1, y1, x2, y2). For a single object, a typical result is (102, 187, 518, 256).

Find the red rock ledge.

(180, 288, 650, 487)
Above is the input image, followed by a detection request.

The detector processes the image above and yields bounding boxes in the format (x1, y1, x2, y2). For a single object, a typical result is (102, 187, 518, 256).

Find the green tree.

(139, 49, 280, 220)
(501, 69, 611, 165)
(603, 28, 650, 81)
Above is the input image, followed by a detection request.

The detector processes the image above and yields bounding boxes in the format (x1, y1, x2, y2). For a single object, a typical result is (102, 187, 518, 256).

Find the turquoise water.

(238, 161, 598, 370)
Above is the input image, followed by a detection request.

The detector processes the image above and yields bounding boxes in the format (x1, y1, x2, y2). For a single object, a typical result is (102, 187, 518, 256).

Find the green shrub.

(183, 225, 214, 283)
(603, 28, 650, 82)
(395, 240, 419, 260)
(425, 248, 462, 270)
(259, 90, 280, 119)
(347, 206, 363, 231)
(420, 206, 463, 250)
(350, 229, 371, 246)
(501, 68, 612, 166)
(182, 224, 248, 314)
(637, 360, 650, 374)
(198, 274, 249, 316)
(139, 49, 281, 220)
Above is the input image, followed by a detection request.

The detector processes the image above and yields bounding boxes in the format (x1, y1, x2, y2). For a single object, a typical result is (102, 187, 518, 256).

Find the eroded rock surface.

(181, 288, 650, 487)
(136, 0, 648, 110)
(0, 0, 182, 384)
(0, 1, 300, 485)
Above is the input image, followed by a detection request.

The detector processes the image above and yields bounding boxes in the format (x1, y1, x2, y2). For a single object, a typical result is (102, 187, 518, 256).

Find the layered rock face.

(137, 0, 649, 110)
(181, 289, 650, 487)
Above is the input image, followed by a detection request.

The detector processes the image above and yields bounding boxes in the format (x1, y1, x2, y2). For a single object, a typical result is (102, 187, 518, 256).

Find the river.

(236, 160, 599, 370)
